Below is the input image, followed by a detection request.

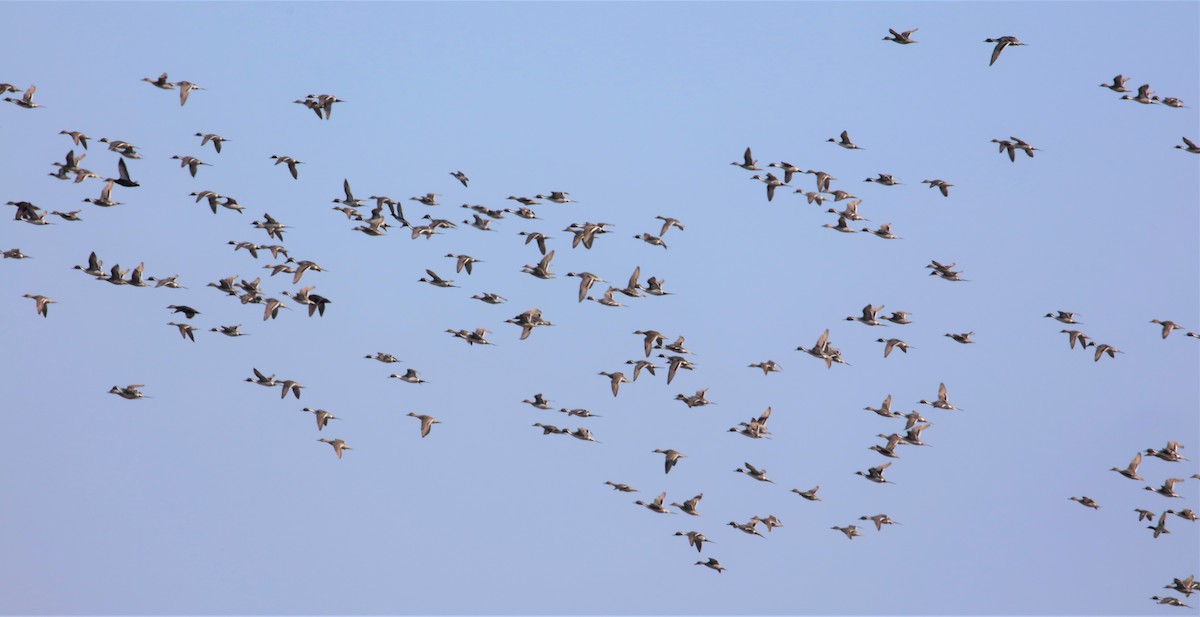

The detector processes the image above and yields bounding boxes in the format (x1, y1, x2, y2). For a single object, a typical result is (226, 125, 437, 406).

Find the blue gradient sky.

(1, 2, 1197, 615)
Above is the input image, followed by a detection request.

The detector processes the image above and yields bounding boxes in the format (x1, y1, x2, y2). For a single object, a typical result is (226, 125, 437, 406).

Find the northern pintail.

(675, 388, 713, 409)
(471, 292, 507, 304)
(464, 213, 497, 231)
(675, 531, 712, 553)
(827, 200, 866, 221)
(921, 179, 952, 196)
(270, 155, 303, 179)
(70, 250, 103, 274)
(389, 369, 427, 384)
(262, 297, 289, 321)
(831, 525, 862, 540)
(748, 360, 781, 375)
(560, 408, 599, 418)
(1157, 96, 1186, 108)
(638, 328, 667, 357)
(506, 309, 551, 341)
(749, 173, 787, 201)
(624, 359, 658, 380)
(657, 354, 696, 384)
(792, 486, 821, 501)
(644, 276, 671, 296)
(407, 413, 441, 438)
(877, 338, 913, 358)
(522, 393, 553, 410)
(847, 304, 885, 326)
(147, 273, 182, 288)
(605, 481, 637, 492)
(919, 382, 962, 411)
(170, 154, 210, 176)
(1151, 596, 1190, 608)
(829, 130, 863, 149)
(535, 191, 575, 204)
(615, 265, 644, 298)
(864, 173, 900, 186)
(1168, 509, 1199, 522)
(142, 72, 174, 89)
(856, 462, 893, 484)
(633, 232, 668, 249)
(731, 147, 760, 170)
(586, 287, 625, 307)
(670, 493, 703, 516)
(449, 170, 469, 187)
(195, 133, 228, 153)
(1175, 137, 1200, 154)
(1146, 441, 1187, 462)
(303, 94, 344, 119)
(504, 206, 538, 220)
(864, 395, 900, 418)
(47, 209, 80, 222)
(1045, 311, 1081, 324)
(317, 438, 351, 459)
(446, 327, 494, 346)
(804, 169, 836, 193)
(277, 380, 304, 400)
(1009, 136, 1040, 158)
(1109, 452, 1144, 481)
(22, 294, 56, 317)
(759, 515, 783, 532)
(3, 85, 41, 109)
(796, 328, 847, 368)
(599, 371, 630, 397)
(1151, 319, 1186, 339)
(1135, 509, 1157, 522)
(1099, 74, 1130, 93)
(1120, 84, 1156, 105)
(992, 138, 1018, 162)
(730, 406, 772, 440)
(366, 352, 400, 363)
(984, 36, 1025, 66)
(860, 514, 900, 531)
(2, 248, 30, 259)
(1144, 478, 1185, 499)
(286, 258, 326, 284)
(728, 517, 765, 537)
(167, 322, 197, 342)
(507, 195, 539, 206)
(945, 331, 975, 344)
(822, 216, 856, 233)
(245, 368, 276, 387)
(302, 407, 338, 431)
(634, 492, 672, 514)
(533, 423, 566, 435)
(654, 216, 684, 237)
(883, 28, 918, 44)
(653, 449, 685, 474)
(1092, 343, 1123, 362)
(735, 462, 774, 484)
(58, 130, 89, 150)
(898, 424, 931, 447)
(109, 384, 146, 399)
(566, 221, 611, 249)
(522, 250, 555, 279)
(694, 558, 725, 573)
(174, 81, 203, 106)
(870, 434, 902, 459)
(517, 231, 551, 256)
(210, 324, 246, 337)
(82, 180, 121, 208)
(1069, 496, 1100, 510)
(566, 271, 605, 303)
(1164, 575, 1199, 596)
(797, 190, 826, 205)
(1059, 329, 1093, 350)
(410, 193, 440, 207)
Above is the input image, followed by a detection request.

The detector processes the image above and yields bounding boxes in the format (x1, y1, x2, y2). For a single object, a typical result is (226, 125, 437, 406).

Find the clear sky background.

(1, 2, 1197, 615)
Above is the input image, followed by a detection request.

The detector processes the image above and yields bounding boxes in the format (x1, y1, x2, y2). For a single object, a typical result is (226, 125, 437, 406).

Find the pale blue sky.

(1, 2, 1197, 615)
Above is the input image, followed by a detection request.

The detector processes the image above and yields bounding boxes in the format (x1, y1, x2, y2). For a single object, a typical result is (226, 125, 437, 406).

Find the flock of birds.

(3, 24, 1198, 610)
